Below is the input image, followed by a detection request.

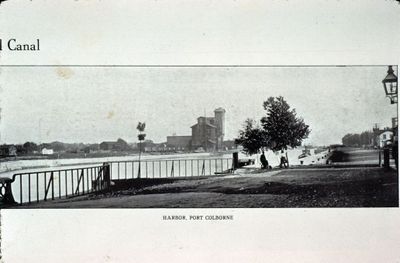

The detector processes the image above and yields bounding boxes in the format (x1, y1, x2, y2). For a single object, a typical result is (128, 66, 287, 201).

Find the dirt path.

(23, 167, 398, 208)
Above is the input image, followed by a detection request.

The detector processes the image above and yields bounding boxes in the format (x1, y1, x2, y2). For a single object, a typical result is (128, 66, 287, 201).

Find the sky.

(0, 0, 399, 146)
(0, 66, 397, 146)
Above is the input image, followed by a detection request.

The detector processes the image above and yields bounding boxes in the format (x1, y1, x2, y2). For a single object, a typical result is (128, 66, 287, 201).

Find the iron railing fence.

(3, 158, 233, 206)
(108, 158, 233, 180)
(10, 163, 110, 205)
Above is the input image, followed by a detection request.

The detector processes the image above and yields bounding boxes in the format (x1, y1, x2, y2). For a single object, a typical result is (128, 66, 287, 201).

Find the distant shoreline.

(0, 151, 197, 163)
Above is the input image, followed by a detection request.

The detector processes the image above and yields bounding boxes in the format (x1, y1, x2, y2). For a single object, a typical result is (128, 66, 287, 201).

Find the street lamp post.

(382, 66, 398, 169)
(382, 65, 398, 104)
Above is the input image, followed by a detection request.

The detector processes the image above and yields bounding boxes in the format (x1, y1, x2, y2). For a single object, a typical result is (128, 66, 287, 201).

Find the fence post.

(232, 152, 239, 169)
(0, 178, 17, 205)
(170, 161, 174, 177)
(103, 163, 111, 190)
(44, 174, 54, 201)
(51, 172, 55, 200)
(383, 148, 390, 169)
(137, 162, 141, 178)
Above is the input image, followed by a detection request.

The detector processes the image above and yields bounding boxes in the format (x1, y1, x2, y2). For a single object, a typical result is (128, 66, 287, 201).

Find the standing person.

(260, 151, 269, 169)
(279, 150, 288, 168)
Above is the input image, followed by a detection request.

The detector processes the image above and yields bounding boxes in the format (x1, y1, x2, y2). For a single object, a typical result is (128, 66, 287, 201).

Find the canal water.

(0, 148, 328, 204)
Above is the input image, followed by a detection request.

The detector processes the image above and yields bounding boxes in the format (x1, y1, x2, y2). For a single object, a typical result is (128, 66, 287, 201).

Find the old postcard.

(0, 1, 399, 262)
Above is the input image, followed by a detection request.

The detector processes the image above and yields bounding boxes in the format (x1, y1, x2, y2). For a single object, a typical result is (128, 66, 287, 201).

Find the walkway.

(23, 166, 398, 208)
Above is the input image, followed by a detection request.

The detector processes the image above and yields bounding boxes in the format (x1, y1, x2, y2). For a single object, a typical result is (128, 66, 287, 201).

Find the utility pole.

(136, 122, 146, 178)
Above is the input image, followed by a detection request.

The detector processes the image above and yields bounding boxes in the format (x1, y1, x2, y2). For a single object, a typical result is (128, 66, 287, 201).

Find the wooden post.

(232, 152, 239, 169)
(383, 148, 390, 169)
(379, 150, 382, 166)
(103, 163, 111, 190)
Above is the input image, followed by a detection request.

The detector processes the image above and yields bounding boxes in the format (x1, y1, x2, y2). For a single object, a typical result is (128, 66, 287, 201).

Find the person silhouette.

(279, 150, 288, 168)
(260, 151, 269, 169)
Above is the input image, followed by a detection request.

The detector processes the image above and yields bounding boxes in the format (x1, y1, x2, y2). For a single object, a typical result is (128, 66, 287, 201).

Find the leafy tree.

(235, 119, 269, 155)
(49, 141, 66, 152)
(137, 122, 146, 133)
(342, 133, 359, 146)
(359, 131, 371, 146)
(342, 131, 374, 147)
(23, 141, 38, 153)
(261, 96, 310, 152)
(116, 138, 130, 151)
(235, 96, 310, 166)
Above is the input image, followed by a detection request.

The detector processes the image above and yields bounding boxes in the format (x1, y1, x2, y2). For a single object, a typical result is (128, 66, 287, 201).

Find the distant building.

(141, 140, 154, 152)
(191, 107, 225, 151)
(41, 148, 54, 155)
(162, 107, 227, 152)
(100, 139, 130, 151)
(100, 141, 115, 151)
(144, 142, 169, 152)
(373, 125, 393, 148)
(167, 136, 192, 151)
(379, 131, 393, 148)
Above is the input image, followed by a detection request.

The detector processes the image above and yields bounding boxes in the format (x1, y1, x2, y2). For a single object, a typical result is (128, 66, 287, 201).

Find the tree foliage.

(22, 142, 38, 153)
(235, 119, 269, 155)
(261, 96, 310, 152)
(137, 122, 146, 141)
(116, 138, 131, 151)
(342, 131, 374, 147)
(235, 96, 310, 155)
(137, 122, 146, 132)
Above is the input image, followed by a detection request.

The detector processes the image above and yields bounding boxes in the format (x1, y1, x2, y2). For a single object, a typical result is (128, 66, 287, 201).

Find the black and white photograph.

(0, 65, 397, 208)
(0, 1, 400, 263)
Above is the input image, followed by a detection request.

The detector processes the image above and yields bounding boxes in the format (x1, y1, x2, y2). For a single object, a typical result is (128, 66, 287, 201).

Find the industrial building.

(191, 108, 225, 151)
(166, 108, 226, 152)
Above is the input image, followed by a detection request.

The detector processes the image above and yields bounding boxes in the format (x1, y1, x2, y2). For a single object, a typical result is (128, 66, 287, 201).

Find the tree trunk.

(285, 152, 289, 168)
(138, 141, 142, 178)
